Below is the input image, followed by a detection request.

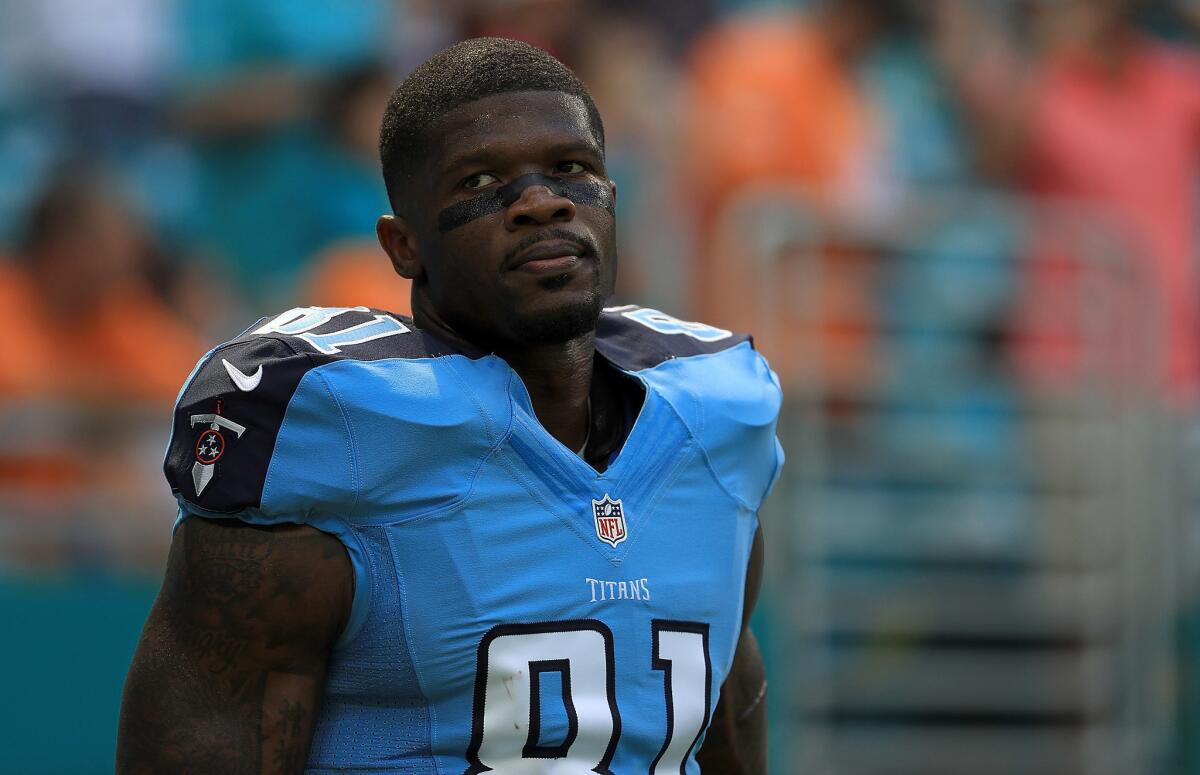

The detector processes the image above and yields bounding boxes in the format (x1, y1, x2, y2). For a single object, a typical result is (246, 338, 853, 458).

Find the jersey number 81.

(465, 619, 711, 774)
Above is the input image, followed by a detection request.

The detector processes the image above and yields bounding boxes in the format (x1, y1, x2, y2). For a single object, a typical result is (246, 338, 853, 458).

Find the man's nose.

(504, 185, 577, 230)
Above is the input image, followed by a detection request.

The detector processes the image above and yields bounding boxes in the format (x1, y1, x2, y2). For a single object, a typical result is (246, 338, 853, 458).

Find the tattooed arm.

(116, 517, 353, 775)
(697, 526, 768, 774)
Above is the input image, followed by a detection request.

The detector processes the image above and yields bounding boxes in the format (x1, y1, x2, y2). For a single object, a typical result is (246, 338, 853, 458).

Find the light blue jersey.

(165, 305, 784, 773)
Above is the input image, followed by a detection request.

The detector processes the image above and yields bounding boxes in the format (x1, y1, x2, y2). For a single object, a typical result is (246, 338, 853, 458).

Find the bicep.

(117, 517, 353, 775)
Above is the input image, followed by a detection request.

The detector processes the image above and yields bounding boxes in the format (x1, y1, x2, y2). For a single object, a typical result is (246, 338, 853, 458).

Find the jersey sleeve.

(164, 334, 356, 522)
(166, 330, 375, 649)
(664, 340, 785, 511)
(703, 343, 785, 510)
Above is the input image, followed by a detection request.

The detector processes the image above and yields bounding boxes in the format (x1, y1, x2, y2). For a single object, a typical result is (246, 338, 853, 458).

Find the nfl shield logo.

(592, 495, 628, 548)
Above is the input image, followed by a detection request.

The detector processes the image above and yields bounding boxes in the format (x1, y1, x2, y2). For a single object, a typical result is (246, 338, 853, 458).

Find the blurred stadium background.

(2, 0, 1200, 772)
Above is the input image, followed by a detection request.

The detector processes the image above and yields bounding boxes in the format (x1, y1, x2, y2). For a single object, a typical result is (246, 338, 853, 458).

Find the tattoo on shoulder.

(191, 526, 274, 604)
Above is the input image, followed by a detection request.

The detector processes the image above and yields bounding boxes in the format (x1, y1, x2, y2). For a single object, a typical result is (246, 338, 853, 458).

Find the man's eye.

(555, 161, 586, 175)
(463, 173, 499, 190)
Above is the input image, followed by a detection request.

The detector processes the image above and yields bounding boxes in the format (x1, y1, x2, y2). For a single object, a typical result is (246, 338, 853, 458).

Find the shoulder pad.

(598, 306, 783, 509)
(164, 306, 470, 514)
(595, 305, 753, 371)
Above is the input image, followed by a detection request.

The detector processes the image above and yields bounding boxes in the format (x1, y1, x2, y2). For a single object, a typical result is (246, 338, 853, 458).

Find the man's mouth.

(508, 239, 588, 273)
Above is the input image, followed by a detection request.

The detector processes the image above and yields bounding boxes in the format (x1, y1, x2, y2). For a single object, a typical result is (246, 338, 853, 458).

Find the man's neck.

(498, 336, 595, 453)
(412, 305, 595, 453)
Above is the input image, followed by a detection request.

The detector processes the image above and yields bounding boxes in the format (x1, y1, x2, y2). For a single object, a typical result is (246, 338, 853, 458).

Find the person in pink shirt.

(940, 0, 1200, 404)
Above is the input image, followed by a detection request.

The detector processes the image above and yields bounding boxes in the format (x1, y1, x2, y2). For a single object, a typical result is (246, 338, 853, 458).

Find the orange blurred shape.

(683, 12, 873, 226)
(0, 453, 85, 491)
(0, 259, 55, 397)
(301, 240, 412, 315)
(0, 260, 205, 404)
(681, 12, 879, 391)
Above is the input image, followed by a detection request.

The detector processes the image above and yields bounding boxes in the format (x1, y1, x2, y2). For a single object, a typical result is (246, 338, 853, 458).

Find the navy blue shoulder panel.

(594, 305, 753, 372)
(165, 306, 473, 514)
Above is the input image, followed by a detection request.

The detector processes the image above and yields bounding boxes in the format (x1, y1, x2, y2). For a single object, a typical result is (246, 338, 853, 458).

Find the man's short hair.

(379, 37, 605, 215)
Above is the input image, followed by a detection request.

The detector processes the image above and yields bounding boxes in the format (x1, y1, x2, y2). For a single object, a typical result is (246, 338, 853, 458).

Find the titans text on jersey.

(162, 304, 783, 774)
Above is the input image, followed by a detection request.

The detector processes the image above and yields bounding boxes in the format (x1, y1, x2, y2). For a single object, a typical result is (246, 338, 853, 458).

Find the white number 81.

(464, 620, 711, 774)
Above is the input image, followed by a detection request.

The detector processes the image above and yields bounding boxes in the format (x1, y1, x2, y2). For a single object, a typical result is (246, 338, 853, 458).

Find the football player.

(117, 38, 783, 774)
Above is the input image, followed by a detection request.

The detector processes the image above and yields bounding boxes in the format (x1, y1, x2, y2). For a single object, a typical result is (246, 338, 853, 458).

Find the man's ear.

(377, 215, 423, 280)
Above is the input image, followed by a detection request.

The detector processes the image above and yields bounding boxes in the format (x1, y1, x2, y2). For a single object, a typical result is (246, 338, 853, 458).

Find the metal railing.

(711, 187, 1180, 774)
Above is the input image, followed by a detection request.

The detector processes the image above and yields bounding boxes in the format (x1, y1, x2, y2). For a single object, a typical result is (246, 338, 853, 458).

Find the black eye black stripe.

(437, 172, 614, 233)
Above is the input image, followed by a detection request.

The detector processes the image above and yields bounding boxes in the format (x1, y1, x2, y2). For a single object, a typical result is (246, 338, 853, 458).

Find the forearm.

(117, 622, 320, 774)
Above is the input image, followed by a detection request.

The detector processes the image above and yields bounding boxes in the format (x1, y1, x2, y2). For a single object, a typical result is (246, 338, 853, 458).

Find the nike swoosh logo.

(222, 359, 263, 391)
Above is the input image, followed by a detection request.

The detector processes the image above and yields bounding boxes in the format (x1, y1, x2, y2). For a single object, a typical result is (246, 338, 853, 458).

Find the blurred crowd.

(2, 1, 1200, 771)
(0, 0, 1198, 565)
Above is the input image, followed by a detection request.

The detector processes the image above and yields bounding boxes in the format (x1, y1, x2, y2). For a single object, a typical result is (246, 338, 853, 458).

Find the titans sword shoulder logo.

(189, 399, 246, 496)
